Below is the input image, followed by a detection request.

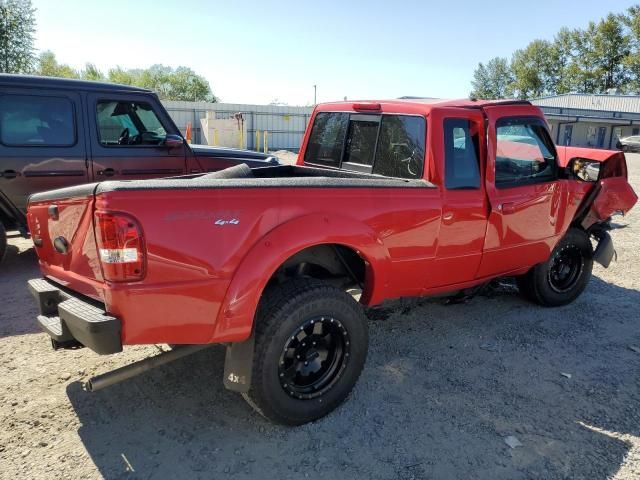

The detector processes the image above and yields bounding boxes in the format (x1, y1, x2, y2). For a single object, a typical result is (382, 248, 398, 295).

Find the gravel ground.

(1, 156, 639, 480)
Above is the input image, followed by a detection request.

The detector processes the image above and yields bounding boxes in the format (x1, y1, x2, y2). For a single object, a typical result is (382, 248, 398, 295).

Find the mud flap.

(593, 231, 615, 268)
(223, 334, 255, 393)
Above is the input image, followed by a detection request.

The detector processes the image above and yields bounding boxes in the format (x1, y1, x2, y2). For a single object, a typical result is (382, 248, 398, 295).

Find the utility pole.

(313, 85, 317, 105)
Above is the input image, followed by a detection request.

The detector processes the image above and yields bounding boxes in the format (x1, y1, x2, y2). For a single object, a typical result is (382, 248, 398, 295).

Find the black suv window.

(495, 117, 557, 187)
(97, 101, 167, 146)
(304, 112, 426, 179)
(0, 95, 75, 147)
(444, 118, 480, 189)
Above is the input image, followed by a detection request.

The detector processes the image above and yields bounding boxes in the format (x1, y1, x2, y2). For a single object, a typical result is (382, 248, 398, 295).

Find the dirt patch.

(1, 157, 639, 479)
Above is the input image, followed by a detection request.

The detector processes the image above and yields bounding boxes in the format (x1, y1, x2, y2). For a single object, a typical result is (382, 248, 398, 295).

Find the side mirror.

(163, 134, 184, 149)
(567, 157, 600, 182)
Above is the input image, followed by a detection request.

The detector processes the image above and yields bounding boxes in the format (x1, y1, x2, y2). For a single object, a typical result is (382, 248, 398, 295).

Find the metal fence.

(162, 100, 313, 152)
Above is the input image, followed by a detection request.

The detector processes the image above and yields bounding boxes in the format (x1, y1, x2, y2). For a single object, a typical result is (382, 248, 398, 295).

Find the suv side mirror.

(163, 134, 184, 149)
(567, 157, 600, 182)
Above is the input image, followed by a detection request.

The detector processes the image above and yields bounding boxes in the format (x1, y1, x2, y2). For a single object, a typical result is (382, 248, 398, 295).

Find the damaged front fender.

(581, 177, 638, 230)
(559, 147, 638, 229)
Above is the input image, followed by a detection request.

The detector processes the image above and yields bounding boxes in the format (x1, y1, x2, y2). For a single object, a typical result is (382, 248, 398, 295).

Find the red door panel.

(477, 105, 562, 278)
(426, 108, 489, 287)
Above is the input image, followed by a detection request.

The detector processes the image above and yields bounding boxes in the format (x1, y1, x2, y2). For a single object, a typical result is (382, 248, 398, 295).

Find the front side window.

(97, 101, 167, 146)
(304, 112, 426, 179)
(496, 117, 557, 187)
(0, 95, 75, 146)
(444, 118, 480, 189)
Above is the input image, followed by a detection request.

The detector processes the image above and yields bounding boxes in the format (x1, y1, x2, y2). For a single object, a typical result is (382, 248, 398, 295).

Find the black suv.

(0, 74, 279, 261)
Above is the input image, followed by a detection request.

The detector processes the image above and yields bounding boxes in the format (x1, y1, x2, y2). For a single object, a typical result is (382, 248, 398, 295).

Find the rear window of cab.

(304, 112, 426, 179)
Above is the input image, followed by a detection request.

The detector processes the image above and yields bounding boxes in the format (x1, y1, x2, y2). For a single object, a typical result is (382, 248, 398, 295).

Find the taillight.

(94, 211, 145, 282)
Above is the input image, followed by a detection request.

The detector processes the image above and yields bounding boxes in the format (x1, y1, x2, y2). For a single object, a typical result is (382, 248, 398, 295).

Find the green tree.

(82, 63, 104, 81)
(509, 40, 557, 99)
(469, 57, 513, 99)
(592, 13, 630, 91)
(622, 5, 640, 92)
(36, 50, 79, 78)
(548, 28, 574, 94)
(0, 0, 36, 73)
(107, 64, 217, 102)
(471, 5, 639, 97)
(106, 66, 141, 85)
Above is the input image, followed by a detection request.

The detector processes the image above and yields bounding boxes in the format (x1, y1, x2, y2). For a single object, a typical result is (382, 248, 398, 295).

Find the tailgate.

(27, 183, 105, 301)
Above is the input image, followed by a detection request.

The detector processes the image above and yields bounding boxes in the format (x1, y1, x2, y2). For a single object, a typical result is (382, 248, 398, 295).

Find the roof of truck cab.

(316, 98, 533, 114)
(0, 74, 153, 93)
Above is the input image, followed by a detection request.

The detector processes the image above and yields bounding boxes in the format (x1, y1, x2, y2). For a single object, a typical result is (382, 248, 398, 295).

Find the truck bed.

(27, 164, 440, 345)
(29, 165, 434, 204)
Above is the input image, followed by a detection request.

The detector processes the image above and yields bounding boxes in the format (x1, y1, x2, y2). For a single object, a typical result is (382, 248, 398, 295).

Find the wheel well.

(267, 244, 367, 297)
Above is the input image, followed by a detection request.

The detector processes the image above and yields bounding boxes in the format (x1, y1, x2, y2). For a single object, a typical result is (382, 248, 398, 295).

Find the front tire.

(517, 228, 593, 307)
(243, 278, 368, 425)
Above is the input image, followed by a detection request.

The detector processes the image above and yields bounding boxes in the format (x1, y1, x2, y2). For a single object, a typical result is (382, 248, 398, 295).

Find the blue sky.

(33, 0, 637, 105)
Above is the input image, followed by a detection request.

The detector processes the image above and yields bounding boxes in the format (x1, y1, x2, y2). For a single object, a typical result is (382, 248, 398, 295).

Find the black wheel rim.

(278, 316, 350, 399)
(548, 244, 584, 293)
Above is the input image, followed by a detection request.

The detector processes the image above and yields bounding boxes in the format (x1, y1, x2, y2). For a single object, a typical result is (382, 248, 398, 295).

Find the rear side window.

(304, 112, 426, 179)
(97, 100, 167, 146)
(0, 95, 75, 147)
(304, 112, 348, 166)
(444, 118, 480, 189)
(373, 115, 426, 179)
(496, 117, 557, 187)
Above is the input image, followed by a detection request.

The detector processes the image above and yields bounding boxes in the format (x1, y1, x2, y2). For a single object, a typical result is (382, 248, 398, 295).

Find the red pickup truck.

(27, 98, 637, 425)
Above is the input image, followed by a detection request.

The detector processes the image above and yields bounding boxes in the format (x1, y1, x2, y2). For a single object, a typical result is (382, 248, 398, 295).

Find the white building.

(162, 100, 312, 151)
(532, 93, 640, 149)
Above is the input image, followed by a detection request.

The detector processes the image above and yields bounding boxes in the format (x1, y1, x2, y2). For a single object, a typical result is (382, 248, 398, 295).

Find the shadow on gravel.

(65, 276, 639, 480)
(0, 242, 40, 338)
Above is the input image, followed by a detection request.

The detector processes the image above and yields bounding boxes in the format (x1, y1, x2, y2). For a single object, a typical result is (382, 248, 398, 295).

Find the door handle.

(1, 169, 19, 179)
(97, 168, 116, 177)
(499, 202, 516, 214)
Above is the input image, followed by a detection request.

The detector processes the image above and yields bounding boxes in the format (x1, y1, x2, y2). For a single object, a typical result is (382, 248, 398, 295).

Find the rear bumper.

(28, 278, 122, 355)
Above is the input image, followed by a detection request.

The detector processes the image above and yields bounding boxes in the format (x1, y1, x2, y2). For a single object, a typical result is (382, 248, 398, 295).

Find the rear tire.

(243, 278, 368, 425)
(517, 228, 593, 307)
(0, 222, 7, 264)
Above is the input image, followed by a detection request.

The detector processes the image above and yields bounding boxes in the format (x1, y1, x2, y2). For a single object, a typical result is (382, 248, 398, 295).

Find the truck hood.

(190, 144, 280, 163)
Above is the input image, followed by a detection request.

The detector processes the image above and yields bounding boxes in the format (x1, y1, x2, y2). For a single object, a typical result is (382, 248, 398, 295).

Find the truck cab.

(298, 99, 635, 288)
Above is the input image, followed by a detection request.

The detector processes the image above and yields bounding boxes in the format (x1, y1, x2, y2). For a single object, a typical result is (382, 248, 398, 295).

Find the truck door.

(427, 108, 489, 287)
(86, 93, 187, 181)
(477, 105, 562, 278)
(0, 89, 88, 215)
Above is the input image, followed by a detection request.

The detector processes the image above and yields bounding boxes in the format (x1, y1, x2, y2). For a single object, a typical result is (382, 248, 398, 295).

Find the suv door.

(86, 93, 186, 181)
(477, 106, 562, 277)
(0, 89, 88, 215)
